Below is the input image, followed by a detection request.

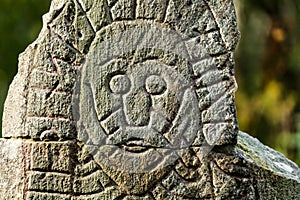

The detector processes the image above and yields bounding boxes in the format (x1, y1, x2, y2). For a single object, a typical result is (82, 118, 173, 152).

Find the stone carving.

(1, 0, 300, 199)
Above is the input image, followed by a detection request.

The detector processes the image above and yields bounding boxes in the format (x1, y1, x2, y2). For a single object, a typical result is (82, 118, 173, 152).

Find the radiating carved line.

(77, 0, 92, 12)
(26, 191, 71, 199)
(49, 53, 59, 73)
(191, 60, 216, 78)
(75, 0, 85, 13)
(48, 26, 82, 56)
(197, 89, 227, 114)
(173, 164, 200, 182)
(209, 51, 229, 58)
(27, 87, 69, 95)
(75, 168, 106, 180)
(133, 0, 137, 19)
(27, 169, 72, 175)
(163, 0, 171, 23)
(71, 186, 123, 199)
(27, 116, 72, 121)
(205, 28, 220, 34)
(202, 0, 228, 52)
(75, 0, 97, 33)
(107, 0, 119, 8)
(202, 120, 233, 126)
(104, 0, 113, 23)
(32, 69, 59, 76)
(45, 81, 60, 99)
(72, 188, 105, 196)
(208, 161, 216, 199)
(76, 162, 101, 177)
(47, 4, 66, 25)
(26, 190, 71, 195)
(195, 71, 233, 89)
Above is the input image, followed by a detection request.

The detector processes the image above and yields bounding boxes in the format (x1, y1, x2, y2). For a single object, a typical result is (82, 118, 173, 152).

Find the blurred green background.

(0, 0, 299, 166)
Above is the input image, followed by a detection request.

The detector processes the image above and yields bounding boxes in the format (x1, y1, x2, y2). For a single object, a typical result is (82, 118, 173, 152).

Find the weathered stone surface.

(0, 139, 25, 199)
(0, 140, 78, 199)
(1, 0, 300, 199)
(237, 131, 300, 199)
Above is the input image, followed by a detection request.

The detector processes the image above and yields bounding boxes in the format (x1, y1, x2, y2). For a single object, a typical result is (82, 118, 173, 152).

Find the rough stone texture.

(0, 139, 25, 199)
(1, 0, 300, 199)
(237, 131, 300, 199)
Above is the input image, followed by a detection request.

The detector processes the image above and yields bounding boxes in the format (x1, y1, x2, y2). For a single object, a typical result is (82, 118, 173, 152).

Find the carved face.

(77, 22, 201, 194)
(97, 60, 199, 148)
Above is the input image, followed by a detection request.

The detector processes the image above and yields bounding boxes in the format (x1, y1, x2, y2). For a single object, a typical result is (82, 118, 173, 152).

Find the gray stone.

(1, 0, 300, 199)
(237, 131, 300, 199)
(0, 139, 25, 199)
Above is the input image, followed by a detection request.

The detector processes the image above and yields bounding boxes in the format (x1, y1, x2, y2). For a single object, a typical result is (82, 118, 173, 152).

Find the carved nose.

(124, 88, 150, 126)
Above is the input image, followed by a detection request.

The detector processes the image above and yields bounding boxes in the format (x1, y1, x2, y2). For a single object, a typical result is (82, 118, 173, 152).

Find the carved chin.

(93, 145, 178, 194)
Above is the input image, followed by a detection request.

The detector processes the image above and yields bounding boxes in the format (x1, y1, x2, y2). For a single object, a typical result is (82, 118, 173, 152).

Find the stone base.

(0, 132, 299, 199)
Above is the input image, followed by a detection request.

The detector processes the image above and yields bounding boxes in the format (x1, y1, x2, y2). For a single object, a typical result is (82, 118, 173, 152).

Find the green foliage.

(235, 0, 300, 166)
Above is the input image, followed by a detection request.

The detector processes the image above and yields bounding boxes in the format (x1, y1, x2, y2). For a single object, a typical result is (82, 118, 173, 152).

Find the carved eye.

(109, 75, 131, 94)
(145, 75, 167, 95)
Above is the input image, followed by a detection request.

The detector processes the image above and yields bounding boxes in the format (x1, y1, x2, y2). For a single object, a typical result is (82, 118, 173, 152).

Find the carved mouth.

(121, 139, 151, 153)
(106, 128, 169, 152)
